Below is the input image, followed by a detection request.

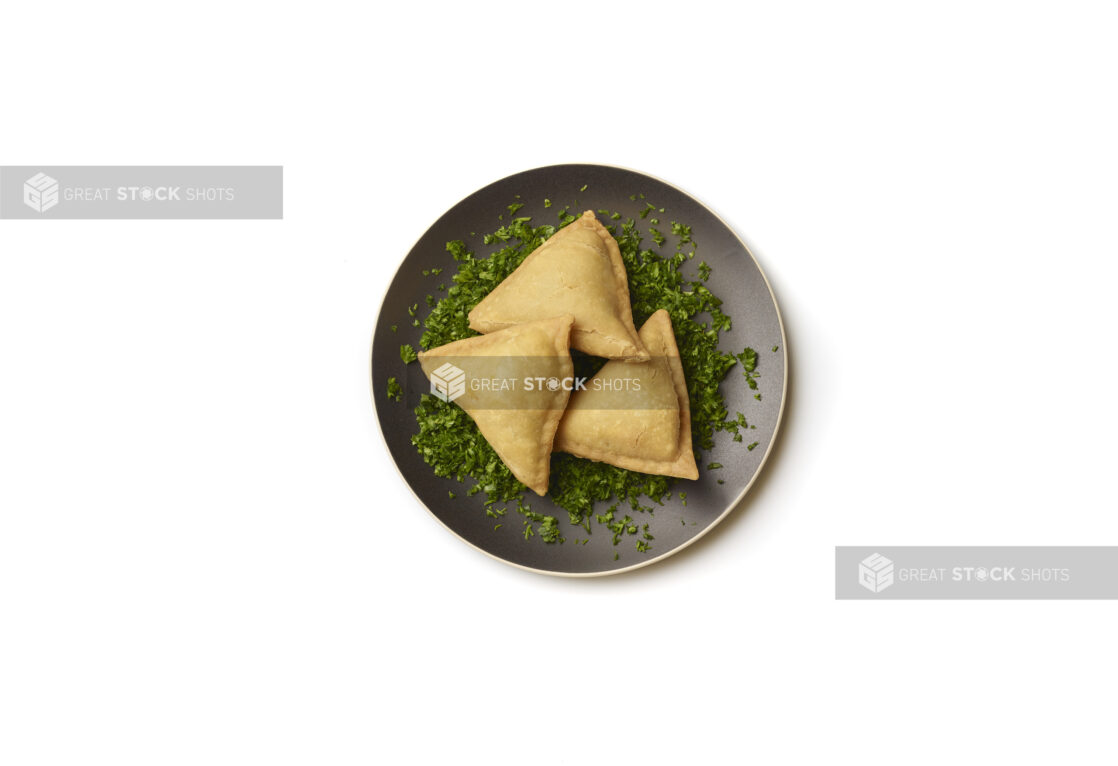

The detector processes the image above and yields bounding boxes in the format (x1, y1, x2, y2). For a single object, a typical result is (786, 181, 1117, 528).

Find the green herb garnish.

(735, 347, 760, 391)
(399, 344, 418, 364)
(386, 377, 402, 402)
(740, 347, 758, 373)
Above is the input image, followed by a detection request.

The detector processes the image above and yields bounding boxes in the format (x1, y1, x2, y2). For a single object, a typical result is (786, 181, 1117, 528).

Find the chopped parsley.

(735, 347, 760, 390)
(399, 344, 418, 364)
(740, 347, 758, 373)
(386, 377, 402, 402)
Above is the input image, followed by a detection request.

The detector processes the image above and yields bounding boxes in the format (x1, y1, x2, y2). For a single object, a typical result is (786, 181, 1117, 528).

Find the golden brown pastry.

(417, 315, 575, 495)
(554, 309, 698, 479)
(468, 210, 648, 361)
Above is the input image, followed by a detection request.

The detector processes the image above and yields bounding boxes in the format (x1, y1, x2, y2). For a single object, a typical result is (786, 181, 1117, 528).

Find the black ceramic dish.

(371, 164, 786, 576)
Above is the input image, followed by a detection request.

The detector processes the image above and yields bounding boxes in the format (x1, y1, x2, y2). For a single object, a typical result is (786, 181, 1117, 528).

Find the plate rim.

(369, 162, 789, 577)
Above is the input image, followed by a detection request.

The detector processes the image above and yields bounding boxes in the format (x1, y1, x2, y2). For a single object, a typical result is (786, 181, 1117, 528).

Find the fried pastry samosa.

(468, 211, 648, 361)
(417, 315, 575, 495)
(555, 310, 698, 479)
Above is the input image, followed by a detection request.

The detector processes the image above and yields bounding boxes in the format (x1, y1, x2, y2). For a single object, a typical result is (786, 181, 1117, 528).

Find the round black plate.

(371, 164, 786, 576)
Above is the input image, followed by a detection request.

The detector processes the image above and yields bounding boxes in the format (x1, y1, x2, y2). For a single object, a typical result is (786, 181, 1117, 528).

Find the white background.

(2, 1, 1116, 763)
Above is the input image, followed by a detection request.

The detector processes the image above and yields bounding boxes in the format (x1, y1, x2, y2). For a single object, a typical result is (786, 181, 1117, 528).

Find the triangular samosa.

(468, 210, 648, 361)
(417, 315, 575, 495)
(554, 309, 698, 479)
